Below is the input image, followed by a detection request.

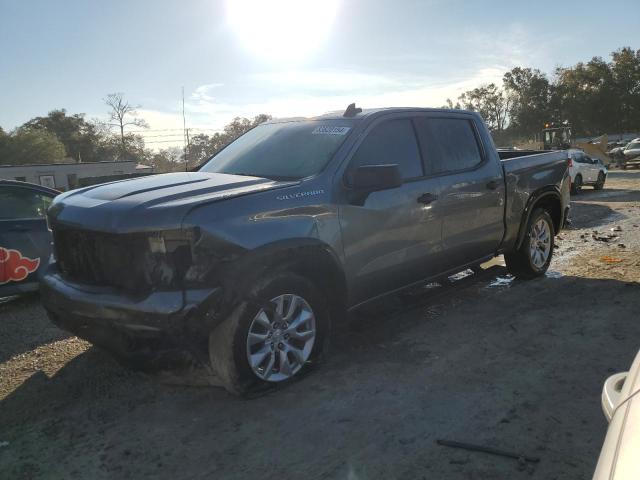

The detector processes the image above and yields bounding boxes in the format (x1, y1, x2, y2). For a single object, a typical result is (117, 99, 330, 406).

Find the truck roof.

(265, 107, 472, 124)
(0, 178, 60, 195)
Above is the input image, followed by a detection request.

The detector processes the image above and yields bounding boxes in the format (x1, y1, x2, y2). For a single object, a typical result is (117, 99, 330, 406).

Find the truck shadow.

(1, 274, 639, 479)
(336, 265, 508, 351)
(607, 170, 640, 180)
(574, 187, 640, 203)
(0, 293, 70, 364)
(568, 202, 624, 229)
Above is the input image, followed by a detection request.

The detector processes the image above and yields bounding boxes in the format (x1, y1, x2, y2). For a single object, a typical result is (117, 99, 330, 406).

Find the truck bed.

(498, 149, 570, 250)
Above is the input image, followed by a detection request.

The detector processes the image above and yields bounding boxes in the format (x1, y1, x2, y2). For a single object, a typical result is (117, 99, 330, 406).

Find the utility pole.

(182, 86, 188, 171)
(185, 128, 190, 171)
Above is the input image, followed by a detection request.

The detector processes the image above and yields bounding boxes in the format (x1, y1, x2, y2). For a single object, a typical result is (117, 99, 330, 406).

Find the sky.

(1, 0, 638, 149)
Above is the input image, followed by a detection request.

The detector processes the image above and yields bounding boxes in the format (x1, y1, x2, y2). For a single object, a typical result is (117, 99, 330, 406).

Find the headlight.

(144, 229, 198, 288)
(147, 229, 197, 254)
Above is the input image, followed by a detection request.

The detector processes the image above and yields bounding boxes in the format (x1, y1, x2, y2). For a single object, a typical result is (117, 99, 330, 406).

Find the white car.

(593, 350, 640, 480)
(623, 139, 640, 161)
(568, 149, 607, 193)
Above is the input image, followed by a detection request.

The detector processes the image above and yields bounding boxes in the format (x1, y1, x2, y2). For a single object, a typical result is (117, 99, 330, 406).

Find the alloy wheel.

(529, 219, 551, 269)
(246, 294, 316, 382)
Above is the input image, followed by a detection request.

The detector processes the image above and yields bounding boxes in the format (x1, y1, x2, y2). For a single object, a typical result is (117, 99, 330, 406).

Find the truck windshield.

(200, 120, 354, 180)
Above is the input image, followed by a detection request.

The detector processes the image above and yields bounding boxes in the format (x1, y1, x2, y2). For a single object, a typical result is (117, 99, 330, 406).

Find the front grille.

(53, 229, 150, 292)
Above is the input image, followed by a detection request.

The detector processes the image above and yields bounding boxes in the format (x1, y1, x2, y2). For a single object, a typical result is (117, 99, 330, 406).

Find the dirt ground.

(2, 171, 640, 480)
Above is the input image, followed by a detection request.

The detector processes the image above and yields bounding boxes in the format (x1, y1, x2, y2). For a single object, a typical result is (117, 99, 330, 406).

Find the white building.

(0, 161, 154, 191)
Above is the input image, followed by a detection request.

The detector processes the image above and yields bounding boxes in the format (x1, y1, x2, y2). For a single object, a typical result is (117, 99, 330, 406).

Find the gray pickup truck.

(42, 106, 570, 393)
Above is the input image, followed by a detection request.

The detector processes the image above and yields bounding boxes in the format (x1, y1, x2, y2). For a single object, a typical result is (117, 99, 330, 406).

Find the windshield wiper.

(263, 175, 300, 181)
(229, 172, 299, 181)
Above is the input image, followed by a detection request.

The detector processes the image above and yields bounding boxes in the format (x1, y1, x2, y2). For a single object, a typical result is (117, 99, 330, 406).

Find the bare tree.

(104, 93, 148, 157)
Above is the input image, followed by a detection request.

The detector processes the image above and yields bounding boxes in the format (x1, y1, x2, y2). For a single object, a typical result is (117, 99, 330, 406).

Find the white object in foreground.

(593, 350, 640, 480)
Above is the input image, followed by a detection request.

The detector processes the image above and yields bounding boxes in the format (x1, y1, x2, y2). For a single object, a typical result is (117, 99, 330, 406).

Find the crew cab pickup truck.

(42, 106, 570, 394)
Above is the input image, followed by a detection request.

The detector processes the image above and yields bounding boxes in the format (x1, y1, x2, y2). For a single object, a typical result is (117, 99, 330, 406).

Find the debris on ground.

(436, 439, 540, 464)
(618, 244, 627, 248)
(592, 233, 619, 242)
(611, 226, 623, 232)
(601, 256, 624, 264)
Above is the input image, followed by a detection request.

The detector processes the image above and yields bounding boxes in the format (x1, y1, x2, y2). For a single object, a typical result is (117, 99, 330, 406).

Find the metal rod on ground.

(436, 439, 540, 463)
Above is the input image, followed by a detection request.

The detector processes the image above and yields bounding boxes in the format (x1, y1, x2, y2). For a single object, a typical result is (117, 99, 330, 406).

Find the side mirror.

(351, 164, 402, 192)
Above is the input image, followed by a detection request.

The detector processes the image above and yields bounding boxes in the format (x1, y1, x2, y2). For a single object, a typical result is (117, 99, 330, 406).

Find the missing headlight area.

(53, 228, 196, 293)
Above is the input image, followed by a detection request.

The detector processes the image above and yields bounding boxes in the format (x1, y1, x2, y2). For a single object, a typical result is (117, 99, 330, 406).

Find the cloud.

(191, 83, 224, 102)
(129, 65, 508, 150)
(131, 21, 554, 150)
(250, 70, 408, 94)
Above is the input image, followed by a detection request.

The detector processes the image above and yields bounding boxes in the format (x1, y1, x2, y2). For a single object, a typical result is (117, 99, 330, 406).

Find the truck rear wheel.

(208, 272, 328, 395)
(571, 174, 582, 194)
(505, 208, 555, 280)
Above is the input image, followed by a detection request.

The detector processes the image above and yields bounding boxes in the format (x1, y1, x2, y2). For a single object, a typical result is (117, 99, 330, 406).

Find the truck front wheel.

(208, 272, 328, 395)
(505, 208, 555, 279)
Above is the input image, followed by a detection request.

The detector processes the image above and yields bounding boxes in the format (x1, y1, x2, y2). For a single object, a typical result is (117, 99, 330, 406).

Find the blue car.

(0, 180, 58, 297)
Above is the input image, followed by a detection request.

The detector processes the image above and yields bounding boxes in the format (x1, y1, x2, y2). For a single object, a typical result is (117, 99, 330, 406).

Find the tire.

(594, 172, 606, 190)
(571, 174, 582, 194)
(208, 272, 328, 395)
(505, 208, 555, 280)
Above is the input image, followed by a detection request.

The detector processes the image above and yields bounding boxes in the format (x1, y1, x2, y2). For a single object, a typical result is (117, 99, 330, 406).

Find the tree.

(0, 128, 66, 165)
(149, 148, 184, 173)
(186, 114, 272, 167)
(442, 98, 461, 109)
(503, 67, 552, 137)
(610, 47, 640, 132)
(445, 47, 639, 142)
(554, 57, 617, 136)
(221, 114, 271, 139)
(104, 93, 149, 158)
(21, 109, 100, 162)
(552, 48, 640, 136)
(457, 83, 510, 132)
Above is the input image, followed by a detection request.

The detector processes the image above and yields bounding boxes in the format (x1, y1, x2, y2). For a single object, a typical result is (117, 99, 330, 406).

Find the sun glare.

(226, 0, 340, 62)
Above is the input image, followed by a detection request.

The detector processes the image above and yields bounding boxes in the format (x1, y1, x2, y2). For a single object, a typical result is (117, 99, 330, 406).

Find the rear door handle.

(417, 192, 437, 204)
(486, 180, 499, 190)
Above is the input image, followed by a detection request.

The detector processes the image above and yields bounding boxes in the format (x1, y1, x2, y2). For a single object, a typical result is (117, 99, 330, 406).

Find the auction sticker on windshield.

(312, 126, 351, 135)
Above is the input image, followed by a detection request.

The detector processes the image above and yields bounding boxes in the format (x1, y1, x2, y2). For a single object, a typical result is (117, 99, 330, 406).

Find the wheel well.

(230, 244, 347, 313)
(283, 248, 347, 306)
(533, 195, 562, 234)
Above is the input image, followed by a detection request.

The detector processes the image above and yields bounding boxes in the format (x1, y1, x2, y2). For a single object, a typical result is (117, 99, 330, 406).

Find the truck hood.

(49, 172, 295, 233)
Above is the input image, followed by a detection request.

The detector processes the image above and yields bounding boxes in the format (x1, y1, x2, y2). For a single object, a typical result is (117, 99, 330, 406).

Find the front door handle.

(486, 180, 499, 190)
(417, 192, 438, 205)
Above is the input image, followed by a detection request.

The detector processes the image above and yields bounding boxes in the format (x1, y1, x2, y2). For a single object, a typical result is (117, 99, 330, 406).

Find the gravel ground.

(1, 170, 640, 479)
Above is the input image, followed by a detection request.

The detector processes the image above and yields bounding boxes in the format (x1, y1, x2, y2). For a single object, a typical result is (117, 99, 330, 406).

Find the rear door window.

(350, 118, 423, 180)
(414, 117, 483, 175)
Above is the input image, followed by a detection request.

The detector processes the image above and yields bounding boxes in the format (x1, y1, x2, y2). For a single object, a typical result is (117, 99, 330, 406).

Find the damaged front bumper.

(40, 263, 223, 368)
